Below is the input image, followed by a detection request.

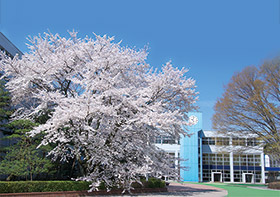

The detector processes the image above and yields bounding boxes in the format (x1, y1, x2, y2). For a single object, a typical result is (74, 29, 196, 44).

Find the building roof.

(0, 32, 23, 58)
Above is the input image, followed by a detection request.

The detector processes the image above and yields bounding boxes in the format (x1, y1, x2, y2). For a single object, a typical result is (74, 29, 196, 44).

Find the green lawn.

(199, 182, 280, 197)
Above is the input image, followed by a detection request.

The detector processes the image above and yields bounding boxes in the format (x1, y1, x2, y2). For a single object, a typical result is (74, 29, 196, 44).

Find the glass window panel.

(155, 136, 162, 144)
(232, 138, 246, 146)
(239, 138, 246, 146)
(247, 138, 255, 146)
(203, 137, 209, 145)
(216, 137, 230, 146)
(216, 137, 223, 146)
(224, 138, 230, 145)
(224, 161, 230, 165)
(232, 138, 239, 146)
(209, 137, 215, 145)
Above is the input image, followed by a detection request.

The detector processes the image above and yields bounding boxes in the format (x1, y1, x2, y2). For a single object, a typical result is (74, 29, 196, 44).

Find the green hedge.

(144, 177, 166, 188)
(268, 181, 280, 190)
(0, 178, 165, 193)
(0, 181, 91, 193)
(130, 177, 166, 189)
(98, 177, 165, 190)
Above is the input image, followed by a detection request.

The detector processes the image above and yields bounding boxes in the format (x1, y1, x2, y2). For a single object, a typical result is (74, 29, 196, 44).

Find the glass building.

(155, 112, 280, 183)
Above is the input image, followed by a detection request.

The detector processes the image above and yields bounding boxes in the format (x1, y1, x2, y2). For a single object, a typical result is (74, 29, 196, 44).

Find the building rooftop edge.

(0, 32, 23, 57)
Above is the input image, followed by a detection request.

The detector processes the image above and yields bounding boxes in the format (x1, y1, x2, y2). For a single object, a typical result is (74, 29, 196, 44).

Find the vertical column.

(260, 153, 265, 183)
(175, 150, 178, 170)
(199, 135, 203, 182)
(230, 152, 234, 182)
(180, 112, 202, 182)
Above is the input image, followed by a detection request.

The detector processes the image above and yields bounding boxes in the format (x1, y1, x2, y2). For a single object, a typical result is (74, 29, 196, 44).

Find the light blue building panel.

(180, 112, 202, 182)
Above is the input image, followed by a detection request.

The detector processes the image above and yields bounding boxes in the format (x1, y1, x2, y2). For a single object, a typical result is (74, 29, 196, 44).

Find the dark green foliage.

(0, 176, 164, 193)
(0, 120, 55, 181)
(135, 177, 166, 188)
(0, 79, 57, 181)
(34, 109, 53, 124)
(0, 79, 13, 134)
(0, 181, 91, 193)
(146, 177, 166, 188)
(98, 178, 166, 190)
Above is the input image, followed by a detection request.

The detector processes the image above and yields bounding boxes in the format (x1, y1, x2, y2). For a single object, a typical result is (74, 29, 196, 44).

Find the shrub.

(99, 177, 166, 190)
(0, 181, 91, 193)
(147, 177, 166, 188)
(0, 178, 165, 193)
(130, 178, 165, 189)
(268, 181, 280, 190)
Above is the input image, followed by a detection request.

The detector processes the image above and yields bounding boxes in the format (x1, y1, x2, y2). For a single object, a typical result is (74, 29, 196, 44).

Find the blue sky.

(1, 0, 280, 130)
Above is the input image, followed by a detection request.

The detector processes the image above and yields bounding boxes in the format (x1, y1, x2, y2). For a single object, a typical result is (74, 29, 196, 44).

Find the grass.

(226, 183, 267, 187)
(199, 182, 280, 197)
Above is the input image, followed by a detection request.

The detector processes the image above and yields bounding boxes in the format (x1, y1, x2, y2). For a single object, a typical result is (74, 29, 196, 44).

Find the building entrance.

(211, 172, 222, 182)
(243, 173, 254, 183)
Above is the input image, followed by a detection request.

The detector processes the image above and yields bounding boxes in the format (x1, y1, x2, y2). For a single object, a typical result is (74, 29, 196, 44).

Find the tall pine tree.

(0, 78, 13, 134)
(0, 77, 14, 161)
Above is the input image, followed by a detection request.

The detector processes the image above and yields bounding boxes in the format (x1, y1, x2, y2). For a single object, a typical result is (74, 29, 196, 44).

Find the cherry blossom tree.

(0, 31, 198, 191)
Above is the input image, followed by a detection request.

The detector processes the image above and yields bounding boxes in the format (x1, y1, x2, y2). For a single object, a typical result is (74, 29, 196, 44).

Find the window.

(248, 155, 254, 165)
(232, 138, 246, 146)
(162, 136, 170, 144)
(163, 136, 176, 144)
(202, 137, 215, 145)
(209, 137, 215, 145)
(233, 154, 240, 165)
(202, 138, 208, 145)
(247, 138, 260, 146)
(155, 136, 162, 144)
(168, 153, 176, 168)
(155, 135, 178, 144)
(216, 137, 230, 146)
(254, 155, 261, 166)
(241, 155, 247, 166)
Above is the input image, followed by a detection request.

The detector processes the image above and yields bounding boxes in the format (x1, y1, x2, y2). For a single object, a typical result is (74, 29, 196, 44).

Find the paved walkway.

(124, 183, 228, 197)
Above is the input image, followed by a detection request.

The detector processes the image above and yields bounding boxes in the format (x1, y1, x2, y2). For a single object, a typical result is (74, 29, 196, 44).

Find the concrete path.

(124, 182, 228, 197)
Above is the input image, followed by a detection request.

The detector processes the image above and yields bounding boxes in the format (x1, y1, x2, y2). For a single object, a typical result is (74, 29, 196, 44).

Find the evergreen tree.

(0, 79, 78, 181)
(0, 119, 55, 181)
(0, 78, 13, 135)
(0, 78, 14, 164)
